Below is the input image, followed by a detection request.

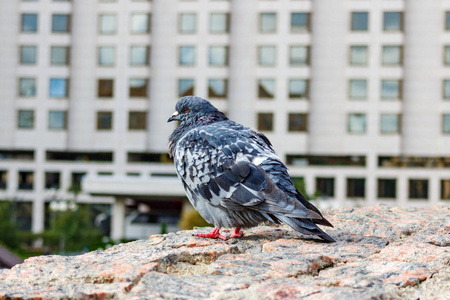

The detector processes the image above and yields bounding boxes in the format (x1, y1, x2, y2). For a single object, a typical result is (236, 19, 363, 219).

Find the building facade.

(0, 0, 450, 234)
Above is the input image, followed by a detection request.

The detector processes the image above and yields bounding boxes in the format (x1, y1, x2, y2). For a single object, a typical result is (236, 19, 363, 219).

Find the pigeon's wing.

(174, 123, 322, 221)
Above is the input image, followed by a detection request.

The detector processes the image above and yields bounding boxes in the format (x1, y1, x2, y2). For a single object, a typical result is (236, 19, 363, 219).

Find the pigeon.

(168, 96, 335, 242)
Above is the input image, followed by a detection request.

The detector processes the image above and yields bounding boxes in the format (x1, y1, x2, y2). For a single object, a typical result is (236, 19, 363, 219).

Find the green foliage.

(178, 207, 210, 230)
(292, 177, 312, 200)
(0, 201, 21, 251)
(42, 203, 104, 253)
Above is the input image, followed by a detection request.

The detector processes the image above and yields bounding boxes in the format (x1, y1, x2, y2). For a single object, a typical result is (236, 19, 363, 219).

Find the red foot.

(194, 228, 228, 240)
(230, 227, 244, 238)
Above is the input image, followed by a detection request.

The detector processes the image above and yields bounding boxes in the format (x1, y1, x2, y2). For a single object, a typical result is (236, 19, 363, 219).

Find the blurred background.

(1, 0, 450, 265)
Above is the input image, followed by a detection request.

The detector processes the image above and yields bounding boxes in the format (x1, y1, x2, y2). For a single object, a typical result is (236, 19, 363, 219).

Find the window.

(129, 111, 147, 130)
(0, 171, 7, 190)
(179, 46, 196, 66)
(98, 79, 114, 98)
(257, 113, 274, 131)
(378, 178, 396, 198)
(21, 14, 38, 32)
(258, 46, 276, 66)
(316, 177, 334, 198)
(290, 46, 309, 66)
(99, 14, 116, 34)
(443, 114, 450, 134)
(291, 12, 310, 32)
(409, 179, 428, 200)
(348, 113, 366, 133)
(97, 112, 113, 130)
(347, 178, 365, 198)
(130, 46, 149, 65)
(288, 113, 308, 132)
(48, 111, 67, 130)
(350, 46, 368, 66)
(209, 46, 228, 66)
(210, 13, 229, 33)
(260, 13, 276, 32)
(351, 12, 368, 31)
(178, 79, 194, 97)
(445, 46, 450, 65)
(180, 13, 196, 33)
(20, 46, 37, 64)
(71, 172, 86, 190)
(18, 171, 34, 190)
(349, 79, 367, 99)
(382, 46, 402, 66)
(383, 12, 403, 31)
(52, 14, 70, 33)
(129, 78, 148, 97)
(380, 114, 401, 134)
(98, 46, 115, 66)
(446, 12, 450, 30)
(19, 78, 36, 97)
(441, 179, 450, 200)
(45, 172, 60, 189)
(381, 80, 402, 99)
(289, 79, 308, 99)
(49, 78, 68, 98)
(50, 46, 70, 65)
(258, 79, 275, 99)
(18, 110, 34, 129)
(131, 13, 150, 33)
(208, 79, 228, 98)
(444, 80, 450, 99)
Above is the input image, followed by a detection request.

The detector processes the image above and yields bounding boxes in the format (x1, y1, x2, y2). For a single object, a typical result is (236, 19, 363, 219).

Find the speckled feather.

(169, 96, 335, 242)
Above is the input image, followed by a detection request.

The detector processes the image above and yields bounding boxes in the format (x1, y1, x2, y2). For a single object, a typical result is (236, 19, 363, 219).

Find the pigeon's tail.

(277, 215, 336, 243)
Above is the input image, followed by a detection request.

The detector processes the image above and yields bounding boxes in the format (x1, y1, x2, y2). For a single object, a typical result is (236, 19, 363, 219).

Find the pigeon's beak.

(167, 111, 180, 122)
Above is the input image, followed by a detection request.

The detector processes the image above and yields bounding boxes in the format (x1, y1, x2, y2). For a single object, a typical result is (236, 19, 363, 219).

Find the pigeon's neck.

(168, 111, 228, 157)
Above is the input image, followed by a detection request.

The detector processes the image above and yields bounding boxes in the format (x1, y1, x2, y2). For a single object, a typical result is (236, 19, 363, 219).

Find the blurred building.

(0, 0, 450, 236)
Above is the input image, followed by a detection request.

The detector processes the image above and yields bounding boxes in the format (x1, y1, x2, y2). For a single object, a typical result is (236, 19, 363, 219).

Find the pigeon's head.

(167, 96, 227, 124)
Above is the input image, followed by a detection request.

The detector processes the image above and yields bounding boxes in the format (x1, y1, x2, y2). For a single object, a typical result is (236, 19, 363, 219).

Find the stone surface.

(0, 205, 449, 299)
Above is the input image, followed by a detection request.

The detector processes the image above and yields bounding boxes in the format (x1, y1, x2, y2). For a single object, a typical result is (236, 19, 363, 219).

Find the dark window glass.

(52, 14, 71, 33)
(129, 78, 149, 97)
(18, 110, 34, 129)
(19, 78, 36, 97)
(97, 112, 113, 130)
(347, 178, 365, 198)
(20, 46, 37, 64)
(45, 172, 60, 189)
(18, 171, 34, 190)
(409, 179, 429, 200)
(316, 178, 335, 197)
(0, 171, 7, 189)
(98, 79, 114, 98)
(128, 111, 147, 130)
(441, 179, 450, 200)
(257, 113, 274, 131)
(288, 113, 308, 132)
(378, 178, 396, 198)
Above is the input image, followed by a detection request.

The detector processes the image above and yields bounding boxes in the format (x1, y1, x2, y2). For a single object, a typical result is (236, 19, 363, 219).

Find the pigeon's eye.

(183, 108, 190, 113)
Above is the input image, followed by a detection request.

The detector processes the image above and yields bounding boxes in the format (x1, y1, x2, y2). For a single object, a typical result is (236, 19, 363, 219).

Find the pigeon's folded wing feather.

(176, 124, 321, 221)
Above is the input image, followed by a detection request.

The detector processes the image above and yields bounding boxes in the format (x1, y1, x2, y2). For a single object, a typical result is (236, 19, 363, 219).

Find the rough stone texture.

(0, 205, 449, 299)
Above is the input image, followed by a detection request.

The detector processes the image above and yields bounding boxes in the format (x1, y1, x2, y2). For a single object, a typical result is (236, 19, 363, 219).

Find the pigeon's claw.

(194, 228, 228, 240)
(230, 227, 244, 238)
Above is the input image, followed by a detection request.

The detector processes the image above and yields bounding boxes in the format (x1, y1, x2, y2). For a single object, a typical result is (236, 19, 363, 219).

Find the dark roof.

(0, 245, 23, 269)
